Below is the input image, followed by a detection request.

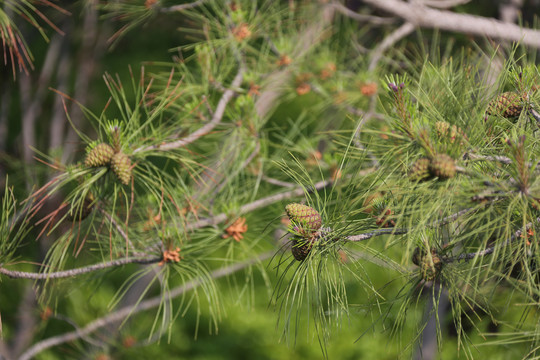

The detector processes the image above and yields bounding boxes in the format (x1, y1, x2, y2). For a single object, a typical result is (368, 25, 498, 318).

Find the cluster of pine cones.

(85, 143, 132, 185)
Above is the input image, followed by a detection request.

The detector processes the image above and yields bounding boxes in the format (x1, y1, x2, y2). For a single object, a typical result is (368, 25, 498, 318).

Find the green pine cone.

(111, 152, 132, 185)
(486, 92, 523, 118)
(412, 247, 442, 281)
(85, 143, 114, 167)
(409, 158, 431, 181)
(429, 154, 456, 179)
(434, 121, 450, 137)
(291, 237, 314, 261)
(285, 203, 322, 236)
(411, 247, 423, 266)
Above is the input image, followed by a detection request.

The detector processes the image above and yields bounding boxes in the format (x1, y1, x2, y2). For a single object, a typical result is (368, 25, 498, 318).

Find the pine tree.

(1, 1, 540, 359)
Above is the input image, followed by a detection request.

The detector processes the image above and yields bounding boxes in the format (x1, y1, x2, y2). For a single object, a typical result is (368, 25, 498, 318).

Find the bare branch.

(133, 64, 244, 154)
(363, 0, 540, 48)
(368, 22, 415, 71)
(19, 252, 273, 360)
(416, 0, 471, 9)
(346, 228, 408, 242)
(329, 2, 396, 25)
(466, 152, 540, 168)
(0, 257, 161, 280)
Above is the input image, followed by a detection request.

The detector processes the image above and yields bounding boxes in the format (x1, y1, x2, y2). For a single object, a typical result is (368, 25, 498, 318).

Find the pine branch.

(345, 208, 476, 242)
(133, 63, 245, 154)
(0, 256, 161, 280)
(329, 2, 396, 25)
(368, 22, 415, 71)
(466, 152, 513, 164)
(18, 251, 273, 360)
(346, 228, 408, 242)
(446, 217, 540, 263)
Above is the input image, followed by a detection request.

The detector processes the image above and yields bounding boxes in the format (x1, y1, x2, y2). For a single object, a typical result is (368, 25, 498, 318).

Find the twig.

(466, 152, 540, 168)
(363, 0, 540, 48)
(19, 251, 273, 360)
(329, 2, 396, 25)
(432, 207, 475, 227)
(418, 0, 471, 8)
(466, 152, 512, 164)
(368, 22, 415, 71)
(133, 64, 244, 154)
(346, 228, 408, 242)
(0, 257, 161, 280)
(446, 218, 539, 263)
(345, 207, 476, 242)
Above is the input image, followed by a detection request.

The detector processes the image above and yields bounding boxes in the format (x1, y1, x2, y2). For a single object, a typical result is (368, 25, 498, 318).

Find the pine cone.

(66, 195, 94, 221)
(486, 92, 523, 118)
(409, 158, 431, 181)
(85, 143, 114, 167)
(291, 237, 314, 261)
(434, 121, 450, 137)
(285, 203, 322, 236)
(429, 154, 456, 179)
(111, 152, 132, 185)
(412, 247, 442, 281)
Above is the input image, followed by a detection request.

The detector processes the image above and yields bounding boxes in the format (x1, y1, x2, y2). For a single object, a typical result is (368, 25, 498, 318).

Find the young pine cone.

(290, 237, 314, 261)
(486, 92, 523, 119)
(409, 158, 431, 181)
(111, 152, 132, 185)
(412, 247, 442, 281)
(85, 143, 114, 167)
(429, 154, 456, 179)
(285, 203, 322, 237)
